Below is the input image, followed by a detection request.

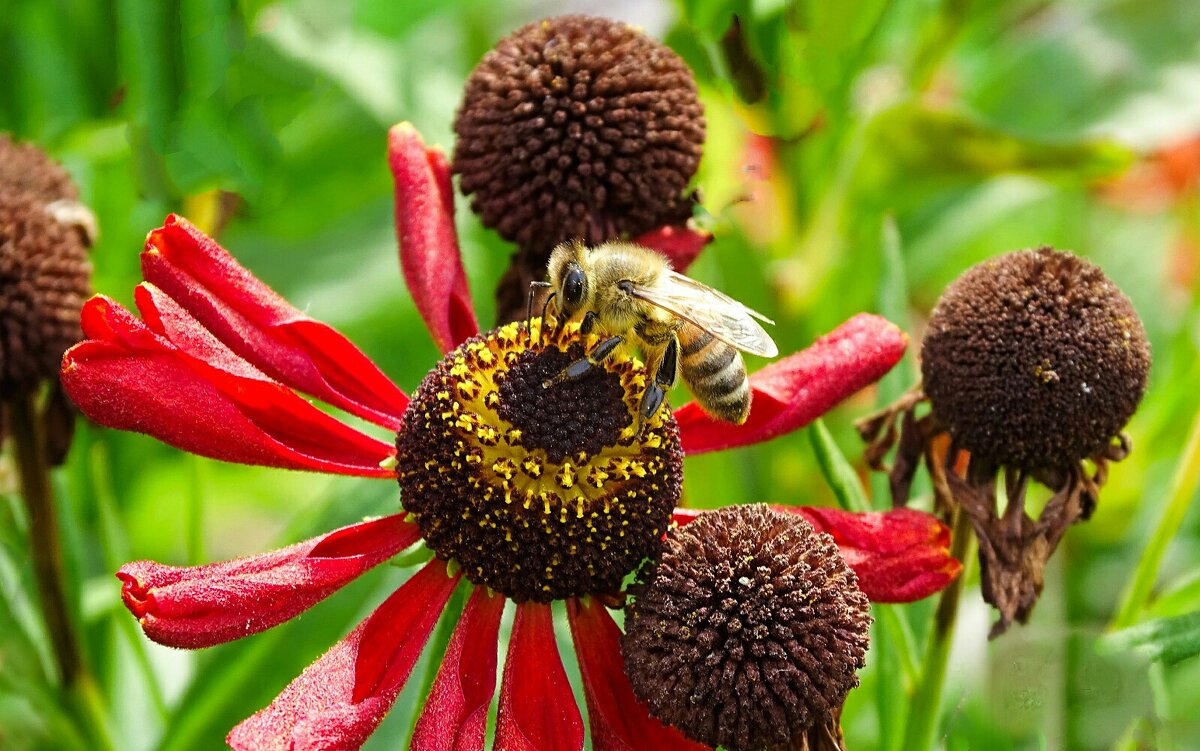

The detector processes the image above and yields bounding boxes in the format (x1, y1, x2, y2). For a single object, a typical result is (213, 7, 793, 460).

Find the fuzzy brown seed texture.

(921, 247, 1149, 471)
(0, 191, 91, 392)
(0, 134, 80, 205)
(453, 15, 704, 259)
(621, 505, 871, 751)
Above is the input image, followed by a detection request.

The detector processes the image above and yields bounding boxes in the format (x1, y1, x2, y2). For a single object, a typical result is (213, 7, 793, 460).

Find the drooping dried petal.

(676, 314, 908, 454)
(495, 602, 584, 751)
(411, 588, 505, 751)
(142, 215, 409, 429)
(227, 560, 460, 751)
(62, 295, 397, 476)
(566, 597, 709, 751)
(389, 123, 480, 354)
(117, 514, 420, 649)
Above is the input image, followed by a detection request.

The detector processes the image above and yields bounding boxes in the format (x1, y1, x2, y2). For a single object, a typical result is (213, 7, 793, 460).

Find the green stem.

(1111, 407, 1200, 630)
(900, 508, 974, 751)
(10, 391, 82, 686)
(74, 672, 118, 751)
(876, 604, 920, 688)
(1148, 662, 1176, 751)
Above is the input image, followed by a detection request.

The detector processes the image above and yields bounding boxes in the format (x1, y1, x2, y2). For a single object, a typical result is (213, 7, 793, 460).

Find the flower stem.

(1111, 406, 1200, 630)
(900, 507, 974, 751)
(10, 390, 82, 686)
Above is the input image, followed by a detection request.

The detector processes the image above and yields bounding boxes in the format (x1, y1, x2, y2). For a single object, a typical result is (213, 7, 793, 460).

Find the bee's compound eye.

(563, 264, 587, 308)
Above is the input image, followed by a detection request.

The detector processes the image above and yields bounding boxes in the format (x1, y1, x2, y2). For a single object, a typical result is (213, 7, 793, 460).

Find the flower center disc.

(396, 318, 683, 601)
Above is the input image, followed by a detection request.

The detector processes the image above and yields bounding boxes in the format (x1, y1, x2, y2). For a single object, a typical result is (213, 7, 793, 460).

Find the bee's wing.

(629, 271, 779, 357)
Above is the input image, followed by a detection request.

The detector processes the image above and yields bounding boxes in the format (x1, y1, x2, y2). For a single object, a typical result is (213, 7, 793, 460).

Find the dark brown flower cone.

(621, 505, 870, 751)
(0, 190, 92, 396)
(451, 15, 705, 323)
(859, 247, 1150, 636)
(0, 136, 94, 464)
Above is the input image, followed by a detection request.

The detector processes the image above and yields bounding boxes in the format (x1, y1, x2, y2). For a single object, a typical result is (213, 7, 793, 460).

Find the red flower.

(61, 123, 958, 751)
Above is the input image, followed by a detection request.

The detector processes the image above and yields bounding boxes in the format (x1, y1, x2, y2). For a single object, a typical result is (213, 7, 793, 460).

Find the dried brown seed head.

(921, 247, 1149, 471)
(453, 15, 704, 257)
(0, 137, 92, 393)
(621, 505, 871, 751)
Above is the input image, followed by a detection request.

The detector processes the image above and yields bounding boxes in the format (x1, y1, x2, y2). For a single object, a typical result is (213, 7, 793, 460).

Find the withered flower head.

(396, 317, 682, 602)
(860, 246, 1149, 637)
(453, 15, 705, 257)
(621, 504, 871, 751)
(921, 247, 1149, 471)
(0, 137, 93, 394)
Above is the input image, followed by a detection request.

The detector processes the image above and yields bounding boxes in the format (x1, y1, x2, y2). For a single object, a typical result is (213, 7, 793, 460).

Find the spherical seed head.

(621, 505, 871, 751)
(453, 15, 705, 256)
(395, 318, 682, 602)
(0, 189, 92, 392)
(921, 247, 1150, 471)
(0, 134, 80, 205)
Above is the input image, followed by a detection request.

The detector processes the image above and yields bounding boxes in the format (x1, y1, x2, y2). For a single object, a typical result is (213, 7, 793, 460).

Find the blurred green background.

(2, 0, 1199, 749)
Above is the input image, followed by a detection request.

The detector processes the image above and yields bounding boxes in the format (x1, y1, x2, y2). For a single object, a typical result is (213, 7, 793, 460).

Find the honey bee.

(537, 241, 777, 424)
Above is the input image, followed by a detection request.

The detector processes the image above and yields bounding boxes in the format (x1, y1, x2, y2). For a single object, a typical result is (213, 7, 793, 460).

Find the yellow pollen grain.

(521, 456, 544, 478)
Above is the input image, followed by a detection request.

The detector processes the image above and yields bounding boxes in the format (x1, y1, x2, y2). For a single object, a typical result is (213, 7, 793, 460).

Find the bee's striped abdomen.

(677, 326, 751, 424)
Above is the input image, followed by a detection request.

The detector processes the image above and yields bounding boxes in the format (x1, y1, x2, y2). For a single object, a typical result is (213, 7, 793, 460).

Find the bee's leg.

(543, 334, 624, 388)
(579, 310, 599, 336)
(639, 335, 679, 421)
(527, 281, 552, 324)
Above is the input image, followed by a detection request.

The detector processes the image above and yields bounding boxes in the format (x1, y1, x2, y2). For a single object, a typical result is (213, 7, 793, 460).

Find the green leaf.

(866, 104, 1135, 183)
(808, 418, 870, 512)
(1100, 611, 1200, 666)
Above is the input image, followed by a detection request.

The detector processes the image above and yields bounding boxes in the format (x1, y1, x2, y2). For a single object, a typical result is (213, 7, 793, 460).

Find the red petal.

(352, 559, 462, 702)
(62, 295, 397, 477)
(495, 603, 584, 751)
(227, 560, 459, 751)
(142, 215, 408, 429)
(567, 598, 709, 751)
(389, 122, 479, 353)
(676, 314, 907, 454)
(673, 506, 960, 603)
(633, 224, 712, 273)
(792, 505, 961, 603)
(117, 515, 420, 649)
(411, 588, 505, 751)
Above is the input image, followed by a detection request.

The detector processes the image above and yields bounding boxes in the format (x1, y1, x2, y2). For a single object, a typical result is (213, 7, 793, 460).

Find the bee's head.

(547, 241, 590, 317)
